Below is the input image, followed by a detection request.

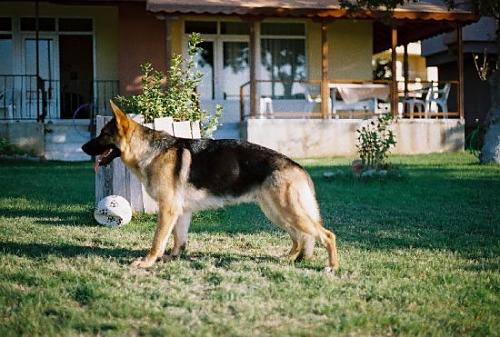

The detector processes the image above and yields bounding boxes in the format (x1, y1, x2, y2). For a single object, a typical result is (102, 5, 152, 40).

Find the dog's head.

(82, 100, 131, 170)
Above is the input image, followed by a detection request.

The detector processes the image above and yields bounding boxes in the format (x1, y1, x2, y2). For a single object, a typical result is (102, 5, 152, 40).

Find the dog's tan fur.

(108, 101, 339, 271)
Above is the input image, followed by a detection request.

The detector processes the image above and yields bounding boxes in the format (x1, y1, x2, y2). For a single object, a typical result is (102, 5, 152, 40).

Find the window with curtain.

(260, 23, 306, 99)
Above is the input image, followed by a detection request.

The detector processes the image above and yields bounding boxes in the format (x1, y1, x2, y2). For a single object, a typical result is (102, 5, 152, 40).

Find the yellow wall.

(307, 20, 373, 80)
(0, 1, 119, 80)
(171, 17, 373, 81)
(169, 18, 183, 57)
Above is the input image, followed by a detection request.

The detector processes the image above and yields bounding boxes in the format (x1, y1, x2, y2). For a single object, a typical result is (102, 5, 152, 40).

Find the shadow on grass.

(0, 207, 97, 227)
(1, 160, 499, 259)
(1, 241, 326, 271)
(0, 241, 143, 260)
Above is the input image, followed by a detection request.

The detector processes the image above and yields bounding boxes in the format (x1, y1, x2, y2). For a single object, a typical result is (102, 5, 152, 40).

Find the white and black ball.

(94, 195, 132, 227)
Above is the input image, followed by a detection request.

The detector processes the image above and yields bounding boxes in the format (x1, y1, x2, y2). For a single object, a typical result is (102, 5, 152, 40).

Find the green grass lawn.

(0, 152, 499, 337)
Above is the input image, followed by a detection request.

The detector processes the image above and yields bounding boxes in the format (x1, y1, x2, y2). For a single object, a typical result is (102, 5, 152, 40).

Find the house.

(0, 0, 478, 159)
(422, 16, 498, 140)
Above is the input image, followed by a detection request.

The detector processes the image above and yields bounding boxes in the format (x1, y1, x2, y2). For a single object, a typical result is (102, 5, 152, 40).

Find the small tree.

(116, 33, 222, 137)
(356, 114, 397, 169)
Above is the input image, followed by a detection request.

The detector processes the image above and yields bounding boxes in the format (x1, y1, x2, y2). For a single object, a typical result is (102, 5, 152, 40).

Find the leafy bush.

(0, 138, 28, 156)
(356, 114, 396, 169)
(115, 33, 222, 137)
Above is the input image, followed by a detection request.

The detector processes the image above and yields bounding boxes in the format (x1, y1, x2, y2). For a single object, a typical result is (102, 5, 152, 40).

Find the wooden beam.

(249, 20, 260, 118)
(457, 23, 464, 120)
(321, 21, 329, 119)
(391, 26, 398, 118)
(165, 17, 172, 73)
(403, 43, 409, 99)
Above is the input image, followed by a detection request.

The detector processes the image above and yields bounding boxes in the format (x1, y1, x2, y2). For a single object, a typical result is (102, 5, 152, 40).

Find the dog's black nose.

(81, 142, 91, 155)
(82, 140, 96, 156)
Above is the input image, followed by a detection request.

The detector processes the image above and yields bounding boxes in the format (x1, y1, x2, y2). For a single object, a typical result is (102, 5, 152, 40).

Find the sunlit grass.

(0, 153, 499, 336)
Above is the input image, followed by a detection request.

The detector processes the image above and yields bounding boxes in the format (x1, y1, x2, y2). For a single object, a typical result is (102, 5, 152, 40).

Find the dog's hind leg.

(258, 197, 303, 262)
(298, 234, 315, 261)
(170, 212, 192, 258)
(316, 228, 339, 272)
(261, 169, 339, 271)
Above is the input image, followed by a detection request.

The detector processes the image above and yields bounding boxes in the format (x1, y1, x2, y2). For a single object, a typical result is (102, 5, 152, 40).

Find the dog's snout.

(81, 138, 102, 156)
(81, 142, 89, 154)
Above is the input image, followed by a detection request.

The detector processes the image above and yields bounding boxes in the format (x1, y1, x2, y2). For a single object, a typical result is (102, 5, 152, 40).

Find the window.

(0, 17, 11, 31)
(221, 22, 250, 35)
(187, 20, 250, 100)
(59, 18, 92, 32)
(20, 17, 56, 31)
(260, 23, 306, 99)
(261, 23, 305, 36)
(0, 19, 12, 74)
(0, 35, 13, 74)
(185, 21, 217, 34)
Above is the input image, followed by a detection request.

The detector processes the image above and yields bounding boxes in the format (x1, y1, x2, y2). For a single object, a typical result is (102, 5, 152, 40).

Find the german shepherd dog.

(82, 101, 339, 272)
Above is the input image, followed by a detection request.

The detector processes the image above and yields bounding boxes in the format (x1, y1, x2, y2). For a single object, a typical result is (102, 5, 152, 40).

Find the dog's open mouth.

(94, 147, 121, 172)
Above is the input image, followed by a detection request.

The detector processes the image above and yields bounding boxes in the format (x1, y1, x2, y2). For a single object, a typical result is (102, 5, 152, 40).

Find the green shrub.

(356, 114, 396, 169)
(115, 33, 222, 137)
(0, 138, 27, 156)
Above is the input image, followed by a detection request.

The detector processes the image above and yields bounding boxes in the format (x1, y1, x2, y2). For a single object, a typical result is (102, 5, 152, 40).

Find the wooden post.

(391, 26, 398, 118)
(249, 20, 260, 118)
(320, 21, 329, 119)
(95, 116, 201, 213)
(165, 17, 172, 72)
(457, 23, 464, 120)
(403, 43, 409, 99)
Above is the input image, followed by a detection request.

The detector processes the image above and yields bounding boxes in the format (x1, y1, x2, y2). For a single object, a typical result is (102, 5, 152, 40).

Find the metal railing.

(0, 75, 119, 122)
(239, 79, 460, 121)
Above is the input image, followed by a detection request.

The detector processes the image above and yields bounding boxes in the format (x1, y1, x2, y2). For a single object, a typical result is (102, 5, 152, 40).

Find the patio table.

(329, 83, 390, 104)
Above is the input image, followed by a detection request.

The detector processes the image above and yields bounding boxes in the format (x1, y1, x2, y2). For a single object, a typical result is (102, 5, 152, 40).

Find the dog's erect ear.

(109, 100, 129, 135)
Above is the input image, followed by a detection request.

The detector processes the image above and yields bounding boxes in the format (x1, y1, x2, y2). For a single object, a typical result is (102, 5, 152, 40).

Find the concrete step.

(44, 121, 91, 161)
(44, 142, 90, 162)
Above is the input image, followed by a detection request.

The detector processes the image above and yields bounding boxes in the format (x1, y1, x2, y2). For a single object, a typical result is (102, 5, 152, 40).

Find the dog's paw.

(159, 254, 179, 262)
(131, 257, 155, 269)
(323, 266, 337, 275)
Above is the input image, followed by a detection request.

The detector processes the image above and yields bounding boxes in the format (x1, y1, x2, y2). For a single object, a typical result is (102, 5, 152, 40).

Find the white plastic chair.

(403, 87, 432, 118)
(403, 83, 450, 118)
(259, 97, 274, 118)
(305, 91, 332, 117)
(428, 83, 451, 118)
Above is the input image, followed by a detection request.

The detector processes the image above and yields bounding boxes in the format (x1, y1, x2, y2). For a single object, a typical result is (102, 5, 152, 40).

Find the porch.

(0, 75, 118, 160)
(149, 0, 475, 157)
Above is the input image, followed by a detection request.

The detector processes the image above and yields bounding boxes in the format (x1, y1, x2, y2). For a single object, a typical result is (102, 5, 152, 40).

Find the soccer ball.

(94, 195, 132, 227)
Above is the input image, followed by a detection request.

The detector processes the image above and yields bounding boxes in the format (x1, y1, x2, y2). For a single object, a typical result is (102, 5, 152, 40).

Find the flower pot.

(94, 115, 201, 213)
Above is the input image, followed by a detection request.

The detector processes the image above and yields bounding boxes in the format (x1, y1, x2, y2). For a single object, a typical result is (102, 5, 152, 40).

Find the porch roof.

(147, 0, 478, 52)
(147, 0, 477, 21)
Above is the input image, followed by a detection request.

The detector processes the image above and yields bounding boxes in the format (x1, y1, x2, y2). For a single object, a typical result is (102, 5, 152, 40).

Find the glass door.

(195, 41, 215, 100)
(221, 41, 249, 100)
(23, 36, 59, 119)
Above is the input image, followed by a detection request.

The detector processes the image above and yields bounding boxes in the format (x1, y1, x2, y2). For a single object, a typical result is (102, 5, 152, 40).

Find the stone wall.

(0, 121, 44, 156)
(0, 120, 91, 161)
(243, 118, 464, 158)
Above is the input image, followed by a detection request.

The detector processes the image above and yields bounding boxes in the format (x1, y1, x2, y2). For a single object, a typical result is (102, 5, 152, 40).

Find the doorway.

(59, 35, 93, 119)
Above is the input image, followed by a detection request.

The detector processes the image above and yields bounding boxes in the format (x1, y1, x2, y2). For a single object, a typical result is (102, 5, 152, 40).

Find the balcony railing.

(0, 75, 119, 122)
(239, 79, 460, 120)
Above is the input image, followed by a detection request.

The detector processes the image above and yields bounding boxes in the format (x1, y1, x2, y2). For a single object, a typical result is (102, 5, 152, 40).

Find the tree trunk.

(480, 25, 500, 164)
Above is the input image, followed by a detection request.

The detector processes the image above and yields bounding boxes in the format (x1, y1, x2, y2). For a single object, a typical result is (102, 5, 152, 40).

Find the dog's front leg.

(132, 203, 180, 269)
